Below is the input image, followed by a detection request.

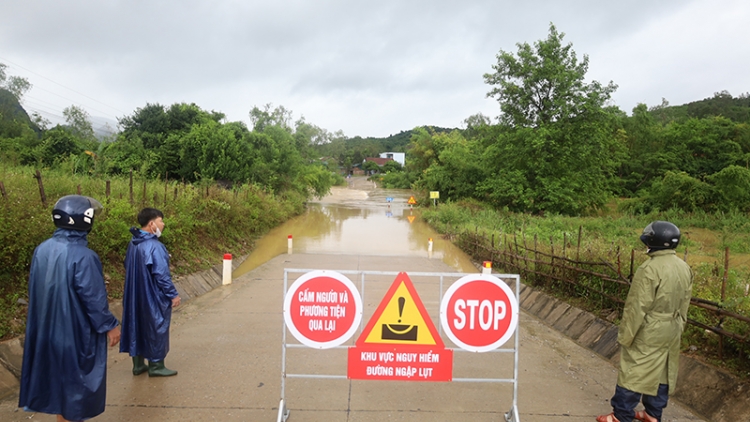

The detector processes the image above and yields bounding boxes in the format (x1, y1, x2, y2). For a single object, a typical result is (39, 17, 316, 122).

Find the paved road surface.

(0, 253, 703, 421)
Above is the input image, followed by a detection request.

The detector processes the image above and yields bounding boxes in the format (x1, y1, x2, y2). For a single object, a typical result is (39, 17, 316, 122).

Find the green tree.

(663, 116, 742, 178)
(407, 127, 439, 174)
(198, 122, 252, 183)
(642, 171, 714, 213)
(707, 165, 750, 212)
(0, 63, 32, 101)
(617, 103, 677, 195)
(249, 103, 293, 133)
(101, 136, 149, 175)
(484, 23, 617, 128)
(415, 131, 483, 200)
(114, 102, 223, 178)
(63, 105, 96, 142)
(478, 24, 623, 215)
(36, 127, 83, 166)
(362, 160, 380, 174)
(382, 160, 403, 173)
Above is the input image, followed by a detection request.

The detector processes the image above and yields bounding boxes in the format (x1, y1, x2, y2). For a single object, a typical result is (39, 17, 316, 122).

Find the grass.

(0, 164, 307, 340)
(421, 199, 750, 378)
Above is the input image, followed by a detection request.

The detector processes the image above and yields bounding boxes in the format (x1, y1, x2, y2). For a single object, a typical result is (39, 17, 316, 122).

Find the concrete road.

(0, 253, 703, 421)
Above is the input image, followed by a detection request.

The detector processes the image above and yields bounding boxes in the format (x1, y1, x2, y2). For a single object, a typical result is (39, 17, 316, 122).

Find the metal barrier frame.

(278, 269, 521, 422)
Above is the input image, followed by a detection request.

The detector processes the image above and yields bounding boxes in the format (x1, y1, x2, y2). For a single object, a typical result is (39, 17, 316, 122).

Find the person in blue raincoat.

(120, 207, 181, 377)
(19, 195, 121, 422)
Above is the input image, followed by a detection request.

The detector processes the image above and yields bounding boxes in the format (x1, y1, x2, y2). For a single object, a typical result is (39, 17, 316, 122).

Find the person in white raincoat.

(598, 221, 693, 422)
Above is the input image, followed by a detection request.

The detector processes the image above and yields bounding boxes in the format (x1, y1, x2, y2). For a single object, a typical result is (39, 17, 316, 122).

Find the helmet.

(640, 221, 680, 251)
(52, 195, 103, 231)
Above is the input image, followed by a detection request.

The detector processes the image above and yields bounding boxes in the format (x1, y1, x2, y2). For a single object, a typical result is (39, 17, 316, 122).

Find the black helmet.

(640, 221, 680, 251)
(52, 195, 103, 231)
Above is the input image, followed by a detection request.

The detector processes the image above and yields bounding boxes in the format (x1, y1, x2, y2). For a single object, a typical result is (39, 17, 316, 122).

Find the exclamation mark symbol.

(397, 297, 405, 323)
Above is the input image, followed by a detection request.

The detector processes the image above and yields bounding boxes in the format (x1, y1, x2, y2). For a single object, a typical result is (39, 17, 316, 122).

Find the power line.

(26, 84, 122, 121)
(0, 56, 128, 117)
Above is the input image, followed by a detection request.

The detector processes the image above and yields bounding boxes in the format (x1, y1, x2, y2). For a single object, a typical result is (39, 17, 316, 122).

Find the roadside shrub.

(0, 164, 308, 339)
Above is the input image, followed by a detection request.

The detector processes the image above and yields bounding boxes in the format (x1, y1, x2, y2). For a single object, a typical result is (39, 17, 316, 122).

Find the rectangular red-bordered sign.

(348, 344, 453, 381)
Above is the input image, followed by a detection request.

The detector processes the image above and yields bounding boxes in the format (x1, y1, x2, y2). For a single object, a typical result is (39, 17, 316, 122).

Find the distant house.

(379, 152, 405, 167)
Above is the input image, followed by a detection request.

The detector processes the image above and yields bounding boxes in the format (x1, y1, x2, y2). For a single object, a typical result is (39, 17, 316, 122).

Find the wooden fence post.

(722, 247, 729, 302)
(522, 233, 530, 275)
(106, 180, 111, 199)
(34, 170, 47, 206)
(577, 225, 582, 261)
(549, 236, 555, 288)
(0, 181, 6, 200)
(164, 172, 168, 205)
(77, 184, 82, 195)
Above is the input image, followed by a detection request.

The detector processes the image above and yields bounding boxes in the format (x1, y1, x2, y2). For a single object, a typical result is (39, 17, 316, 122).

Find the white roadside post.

(287, 234, 293, 254)
(222, 253, 232, 285)
(482, 260, 492, 275)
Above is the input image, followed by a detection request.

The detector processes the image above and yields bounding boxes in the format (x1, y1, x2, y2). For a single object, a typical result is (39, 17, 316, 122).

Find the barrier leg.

(277, 398, 290, 422)
(505, 404, 520, 422)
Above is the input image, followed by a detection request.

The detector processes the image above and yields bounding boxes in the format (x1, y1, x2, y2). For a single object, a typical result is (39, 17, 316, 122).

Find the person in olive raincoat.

(19, 195, 121, 422)
(598, 221, 693, 422)
(120, 207, 181, 377)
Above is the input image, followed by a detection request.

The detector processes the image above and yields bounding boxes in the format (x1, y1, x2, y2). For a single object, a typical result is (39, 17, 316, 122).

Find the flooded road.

(233, 177, 477, 277)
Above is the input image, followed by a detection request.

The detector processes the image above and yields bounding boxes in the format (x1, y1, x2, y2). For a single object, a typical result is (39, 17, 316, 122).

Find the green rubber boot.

(132, 356, 148, 375)
(148, 360, 178, 377)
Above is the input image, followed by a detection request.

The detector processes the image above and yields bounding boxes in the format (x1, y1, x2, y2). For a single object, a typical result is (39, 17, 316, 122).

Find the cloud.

(1, 0, 746, 137)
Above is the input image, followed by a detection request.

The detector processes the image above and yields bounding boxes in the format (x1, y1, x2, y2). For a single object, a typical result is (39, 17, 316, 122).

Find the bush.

(0, 164, 307, 339)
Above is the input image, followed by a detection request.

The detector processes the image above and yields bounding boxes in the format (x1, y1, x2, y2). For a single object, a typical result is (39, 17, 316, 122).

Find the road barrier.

(278, 268, 522, 422)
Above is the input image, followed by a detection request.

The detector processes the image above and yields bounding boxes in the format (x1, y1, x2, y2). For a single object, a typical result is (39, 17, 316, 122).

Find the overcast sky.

(1, 0, 748, 138)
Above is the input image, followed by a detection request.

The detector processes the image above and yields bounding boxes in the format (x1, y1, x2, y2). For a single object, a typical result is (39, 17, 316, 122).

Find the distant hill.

(0, 88, 40, 135)
(0, 89, 119, 140)
(90, 115, 119, 139)
(650, 91, 750, 123)
(347, 126, 455, 152)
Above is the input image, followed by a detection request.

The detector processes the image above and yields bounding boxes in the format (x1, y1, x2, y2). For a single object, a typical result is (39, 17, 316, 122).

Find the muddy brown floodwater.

(233, 177, 477, 277)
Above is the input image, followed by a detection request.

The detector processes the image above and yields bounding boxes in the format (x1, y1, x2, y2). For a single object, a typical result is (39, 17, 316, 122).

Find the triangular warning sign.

(355, 272, 444, 347)
(407, 196, 417, 205)
(407, 215, 416, 223)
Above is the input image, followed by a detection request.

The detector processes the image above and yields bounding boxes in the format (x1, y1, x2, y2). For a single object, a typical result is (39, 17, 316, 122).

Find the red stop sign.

(440, 274, 519, 352)
(284, 270, 362, 349)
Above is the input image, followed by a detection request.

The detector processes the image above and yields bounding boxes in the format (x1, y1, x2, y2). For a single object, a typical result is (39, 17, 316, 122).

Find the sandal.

(596, 414, 620, 422)
(634, 410, 657, 422)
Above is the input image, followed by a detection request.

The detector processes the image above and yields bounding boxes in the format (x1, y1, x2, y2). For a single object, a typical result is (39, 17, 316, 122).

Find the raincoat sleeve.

(618, 264, 656, 348)
(73, 250, 119, 333)
(152, 244, 179, 299)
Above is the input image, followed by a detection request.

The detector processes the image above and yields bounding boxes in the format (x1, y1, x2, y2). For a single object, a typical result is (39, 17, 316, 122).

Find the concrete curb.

(0, 256, 244, 400)
(518, 282, 750, 422)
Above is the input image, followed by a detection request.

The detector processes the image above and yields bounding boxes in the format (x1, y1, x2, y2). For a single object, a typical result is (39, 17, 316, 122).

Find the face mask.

(153, 223, 162, 238)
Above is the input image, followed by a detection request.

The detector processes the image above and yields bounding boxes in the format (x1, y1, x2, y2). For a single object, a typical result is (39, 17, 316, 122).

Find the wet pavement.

(0, 177, 704, 421)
